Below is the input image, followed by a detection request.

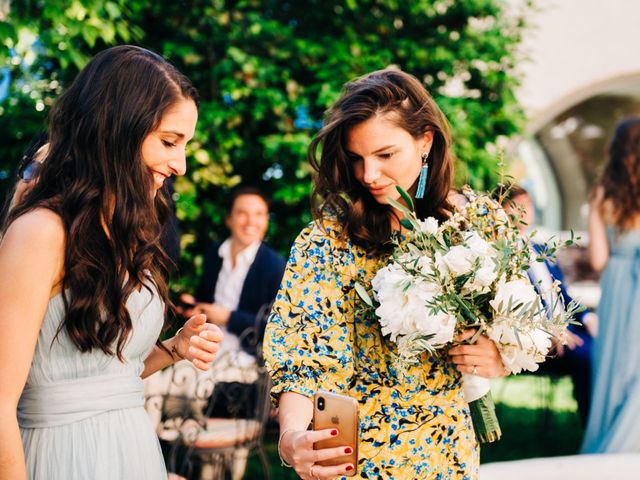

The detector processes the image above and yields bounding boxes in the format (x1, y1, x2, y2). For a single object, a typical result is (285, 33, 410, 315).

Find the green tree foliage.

(0, 0, 141, 182)
(0, 0, 528, 289)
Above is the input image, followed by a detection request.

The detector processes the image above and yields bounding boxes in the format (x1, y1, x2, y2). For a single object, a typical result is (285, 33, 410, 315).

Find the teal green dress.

(18, 287, 167, 479)
(582, 227, 640, 452)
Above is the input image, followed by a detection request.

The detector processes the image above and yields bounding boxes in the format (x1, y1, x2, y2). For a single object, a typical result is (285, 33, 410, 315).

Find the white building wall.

(518, 0, 640, 131)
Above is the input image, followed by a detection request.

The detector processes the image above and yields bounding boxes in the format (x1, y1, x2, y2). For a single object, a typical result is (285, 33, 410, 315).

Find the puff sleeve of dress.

(264, 219, 357, 404)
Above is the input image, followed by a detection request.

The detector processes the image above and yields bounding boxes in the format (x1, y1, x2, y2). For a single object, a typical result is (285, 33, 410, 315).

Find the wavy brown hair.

(600, 117, 640, 228)
(5, 45, 198, 360)
(309, 68, 453, 254)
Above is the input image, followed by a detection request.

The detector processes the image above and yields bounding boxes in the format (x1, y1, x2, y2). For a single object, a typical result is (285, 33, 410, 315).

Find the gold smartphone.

(313, 391, 359, 476)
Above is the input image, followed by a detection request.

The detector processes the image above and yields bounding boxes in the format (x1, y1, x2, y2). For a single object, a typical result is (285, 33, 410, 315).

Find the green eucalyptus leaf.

(397, 185, 415, 212)
(354, 282, 374, 307)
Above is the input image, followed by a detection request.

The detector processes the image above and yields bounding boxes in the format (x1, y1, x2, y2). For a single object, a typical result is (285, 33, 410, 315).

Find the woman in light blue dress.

(583, 117, 640, 453)
(0, 46, 223, 479)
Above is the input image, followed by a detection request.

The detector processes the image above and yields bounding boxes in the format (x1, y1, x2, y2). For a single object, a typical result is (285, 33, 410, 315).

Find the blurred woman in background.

(583, 117, 640, 453)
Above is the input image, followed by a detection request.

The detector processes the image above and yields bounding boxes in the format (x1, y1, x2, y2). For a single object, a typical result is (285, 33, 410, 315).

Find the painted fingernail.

(344, 447, 353, 454)
(346, 465, 353, 471)
(331, 429, 338, 436)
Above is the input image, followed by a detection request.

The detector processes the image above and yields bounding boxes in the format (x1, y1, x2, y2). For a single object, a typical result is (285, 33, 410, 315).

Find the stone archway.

(514, 72, 640, 232)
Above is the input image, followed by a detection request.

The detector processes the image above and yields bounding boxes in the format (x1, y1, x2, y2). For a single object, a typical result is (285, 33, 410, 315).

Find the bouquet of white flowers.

(355, 186, 581, 443)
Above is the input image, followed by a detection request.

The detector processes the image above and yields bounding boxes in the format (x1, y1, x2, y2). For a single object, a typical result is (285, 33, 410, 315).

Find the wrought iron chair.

(149, 303, 273, 480)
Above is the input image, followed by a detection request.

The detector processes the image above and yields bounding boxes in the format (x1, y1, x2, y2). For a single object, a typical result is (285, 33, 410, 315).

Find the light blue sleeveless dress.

(582, 228, 640, 453)
(18, 287, 168, 479)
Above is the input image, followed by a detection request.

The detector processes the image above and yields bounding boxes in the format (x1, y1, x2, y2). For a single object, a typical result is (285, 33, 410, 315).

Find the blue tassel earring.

(415, 152, 429, 199)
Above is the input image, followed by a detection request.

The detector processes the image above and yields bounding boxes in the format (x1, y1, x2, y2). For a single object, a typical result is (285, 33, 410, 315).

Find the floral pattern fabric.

(264, 218, 479, 479)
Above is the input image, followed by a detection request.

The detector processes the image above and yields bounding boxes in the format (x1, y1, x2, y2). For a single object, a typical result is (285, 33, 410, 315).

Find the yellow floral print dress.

(264, 218, 479, 480)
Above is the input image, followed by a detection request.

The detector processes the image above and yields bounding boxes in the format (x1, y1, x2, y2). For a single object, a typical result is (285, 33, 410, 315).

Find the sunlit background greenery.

(2, 0, 590, 474)
(0, 0, 528, 288)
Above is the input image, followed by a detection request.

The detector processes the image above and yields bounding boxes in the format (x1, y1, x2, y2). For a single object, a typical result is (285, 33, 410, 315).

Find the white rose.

(476, 259, 498, 286)
(462, 257, 498, 294)
(416, 255, 437, 278)
(418, 217, 439, 236)
(441, 245, 474, 276)
(465, 232, 492, 257)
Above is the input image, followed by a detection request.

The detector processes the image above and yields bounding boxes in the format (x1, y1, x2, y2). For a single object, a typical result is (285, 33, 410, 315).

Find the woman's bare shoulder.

(3, 208, 65, 249)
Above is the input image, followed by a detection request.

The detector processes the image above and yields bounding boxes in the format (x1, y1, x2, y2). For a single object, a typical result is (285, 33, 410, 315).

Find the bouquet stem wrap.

(462, 373, 501, 443)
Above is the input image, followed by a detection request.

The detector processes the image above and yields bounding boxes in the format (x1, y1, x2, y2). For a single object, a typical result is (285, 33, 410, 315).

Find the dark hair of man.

(15, 131, 48, 181)
(5, 45, 199, 360)
(227, 186, 270, 213)
(600, 117, 640, 228)
(309, 67, 454, 255)
(499, 184, 530, 205)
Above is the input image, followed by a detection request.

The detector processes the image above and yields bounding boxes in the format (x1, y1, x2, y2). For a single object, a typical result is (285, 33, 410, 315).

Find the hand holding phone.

(313, 391, 359, 476)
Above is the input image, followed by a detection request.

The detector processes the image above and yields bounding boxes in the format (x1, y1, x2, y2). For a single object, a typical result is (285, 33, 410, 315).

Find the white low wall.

(480, 453, 640, 480)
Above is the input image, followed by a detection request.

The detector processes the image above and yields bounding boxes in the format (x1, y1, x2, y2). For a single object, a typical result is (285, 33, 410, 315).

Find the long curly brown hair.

(5, 45, 198, 360)
(309, 68, 453, 255)
(600, 117, 640, 228)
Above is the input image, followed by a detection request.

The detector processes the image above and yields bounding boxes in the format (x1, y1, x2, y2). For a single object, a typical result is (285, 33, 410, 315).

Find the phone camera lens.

(318, 397, 325, 411)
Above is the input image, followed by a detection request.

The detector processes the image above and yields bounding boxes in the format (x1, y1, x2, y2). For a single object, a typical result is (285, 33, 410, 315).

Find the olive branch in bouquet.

(352, 182, 584, 443)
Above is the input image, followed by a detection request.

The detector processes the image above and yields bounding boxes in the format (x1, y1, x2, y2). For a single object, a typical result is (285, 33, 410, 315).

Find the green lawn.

(245, 375, 583, 478)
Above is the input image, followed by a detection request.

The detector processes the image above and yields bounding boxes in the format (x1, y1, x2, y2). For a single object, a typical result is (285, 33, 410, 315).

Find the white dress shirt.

(213, 238, 261, 356)
(214, 238, 261, 311)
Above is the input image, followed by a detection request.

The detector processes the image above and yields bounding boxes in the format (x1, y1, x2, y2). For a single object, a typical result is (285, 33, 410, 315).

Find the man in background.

(503, 185, 597, 426)
(181, 186, 286, 352)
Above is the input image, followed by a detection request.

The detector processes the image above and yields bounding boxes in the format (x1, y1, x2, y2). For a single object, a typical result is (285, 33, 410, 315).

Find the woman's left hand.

(448, 328, 508, 378)
(174, 314, 224, 371)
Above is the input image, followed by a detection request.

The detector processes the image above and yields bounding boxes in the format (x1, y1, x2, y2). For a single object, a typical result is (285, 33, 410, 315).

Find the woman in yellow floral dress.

(264, 68, 507, 480)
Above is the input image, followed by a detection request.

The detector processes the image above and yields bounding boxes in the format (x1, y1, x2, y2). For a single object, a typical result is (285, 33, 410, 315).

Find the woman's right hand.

(280, 428, 355, 479)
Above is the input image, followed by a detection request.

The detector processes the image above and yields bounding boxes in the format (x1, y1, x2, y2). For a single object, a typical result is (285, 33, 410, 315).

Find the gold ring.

(472, 365, 477, 375)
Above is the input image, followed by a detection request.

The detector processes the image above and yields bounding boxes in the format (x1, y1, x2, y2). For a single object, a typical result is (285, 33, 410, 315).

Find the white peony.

(372, 264, 416, 341)
(371, 263, 451, 346)
(489, 278, 539, 317)
(414, 308, 457, 346)
(488, 323, 552, 374)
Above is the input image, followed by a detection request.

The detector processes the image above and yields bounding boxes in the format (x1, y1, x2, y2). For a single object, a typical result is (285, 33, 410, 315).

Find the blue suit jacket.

(194, 241, 286, 337)
(531, 244, 592, 424)
(531, 243, 588, 326)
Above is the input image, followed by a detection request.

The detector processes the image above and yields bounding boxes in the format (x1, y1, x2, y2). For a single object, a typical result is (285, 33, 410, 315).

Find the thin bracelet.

(278, 428, 296, 468)
(170, 327, 186, 361)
